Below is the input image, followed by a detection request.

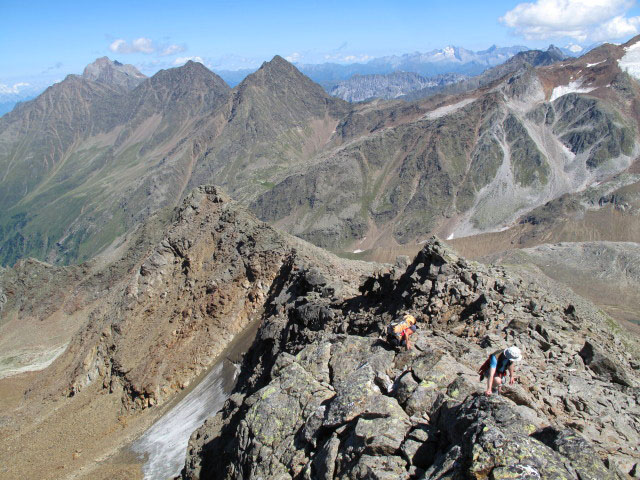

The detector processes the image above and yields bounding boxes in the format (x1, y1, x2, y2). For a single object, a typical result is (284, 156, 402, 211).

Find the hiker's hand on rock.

(509, 377, 516, 385)
(484, 389, 492, 396)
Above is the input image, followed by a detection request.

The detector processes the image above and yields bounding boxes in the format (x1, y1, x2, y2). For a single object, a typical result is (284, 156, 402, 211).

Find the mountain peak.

(239, 55, 311, 89)
(128, 60, 230, 117)
(260, 55, 298, 74)
(82, 57, 146, 91)
(150, 60, 228, 91)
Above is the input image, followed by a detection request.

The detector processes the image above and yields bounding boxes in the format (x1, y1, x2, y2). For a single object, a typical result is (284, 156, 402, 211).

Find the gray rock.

(579, 341, 634, 387)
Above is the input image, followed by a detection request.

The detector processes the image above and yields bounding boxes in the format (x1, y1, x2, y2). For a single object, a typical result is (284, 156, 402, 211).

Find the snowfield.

(549, 80, 596, 101)
(618, 41, 640, 80)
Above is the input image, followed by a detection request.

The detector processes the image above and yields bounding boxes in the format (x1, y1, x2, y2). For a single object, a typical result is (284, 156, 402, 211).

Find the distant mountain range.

(328, 45, 569, 102)
(329, 72, 468, 102)
(185, 44, 583, 89)
(400, 44, 569, 101)
(1, 39, 637, 267)
(301, 44, 529, 87)
(0, 44, 579, 117)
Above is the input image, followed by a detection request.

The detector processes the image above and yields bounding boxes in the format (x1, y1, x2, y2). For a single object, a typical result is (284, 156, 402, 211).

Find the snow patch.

(586, 60, 605, 68)
(424, 98, 476, 120)
(618, 42, 640, 80)
(446, 233, 454, 240)
(549, 80, 596, 101)
(133, 360, 236, 480)
(352, 249, 364, 254)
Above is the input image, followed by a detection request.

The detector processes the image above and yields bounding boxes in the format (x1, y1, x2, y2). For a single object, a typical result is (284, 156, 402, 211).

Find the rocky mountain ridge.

(181, 234, 640, 479)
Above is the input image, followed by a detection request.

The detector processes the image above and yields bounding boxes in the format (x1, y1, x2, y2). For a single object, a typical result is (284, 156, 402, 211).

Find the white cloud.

(109, 39, 127, 52)
(109, 37, 155, 54)
(161, 44, 186, 56)
(594, 14, 640, 39)
(173, 56, 204, 65)
(342, 54, 373, 62)
(565, 43, 584, 52)
(500, 0, 640, 42)
(321, 53, 373, 63)
(285, 52, 301, 62)
(0, 82, 30, 94)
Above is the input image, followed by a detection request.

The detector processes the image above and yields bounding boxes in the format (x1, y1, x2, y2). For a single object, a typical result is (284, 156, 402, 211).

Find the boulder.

(579, 341, 634, 387)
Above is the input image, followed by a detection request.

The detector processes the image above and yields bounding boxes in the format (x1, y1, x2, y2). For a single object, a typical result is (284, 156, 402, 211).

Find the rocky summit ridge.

(0, 185, 638, 478)
(181, 231, 640, 479)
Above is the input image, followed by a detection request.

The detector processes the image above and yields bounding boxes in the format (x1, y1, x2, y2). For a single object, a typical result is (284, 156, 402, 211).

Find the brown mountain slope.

(0, 186, 376, 479)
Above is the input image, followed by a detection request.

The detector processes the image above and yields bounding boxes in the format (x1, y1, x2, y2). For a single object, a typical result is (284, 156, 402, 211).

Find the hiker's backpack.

(387, 316, 415, 341)
(478, 349, 506, 380)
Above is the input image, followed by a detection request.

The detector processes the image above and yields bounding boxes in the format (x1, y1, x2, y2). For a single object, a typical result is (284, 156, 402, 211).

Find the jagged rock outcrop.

(183, 238, 639, 479)
(25, 186, 375, 411)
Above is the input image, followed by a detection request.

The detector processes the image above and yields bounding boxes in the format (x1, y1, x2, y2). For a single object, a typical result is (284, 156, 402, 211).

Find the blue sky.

(2, 0, 640, 93)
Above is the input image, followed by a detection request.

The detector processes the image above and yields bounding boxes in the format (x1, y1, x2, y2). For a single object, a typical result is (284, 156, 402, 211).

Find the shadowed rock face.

(182, 238, 639, 479)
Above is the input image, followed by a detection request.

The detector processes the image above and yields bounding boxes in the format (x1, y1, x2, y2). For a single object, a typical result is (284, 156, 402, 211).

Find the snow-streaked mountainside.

(250, 39, 639, 252)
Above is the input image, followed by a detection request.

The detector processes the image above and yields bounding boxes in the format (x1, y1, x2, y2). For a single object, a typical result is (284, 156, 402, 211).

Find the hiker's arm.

(485, 367, 496, 395)
(404, 330, 411, 350)
(509, 363, 516, 384)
